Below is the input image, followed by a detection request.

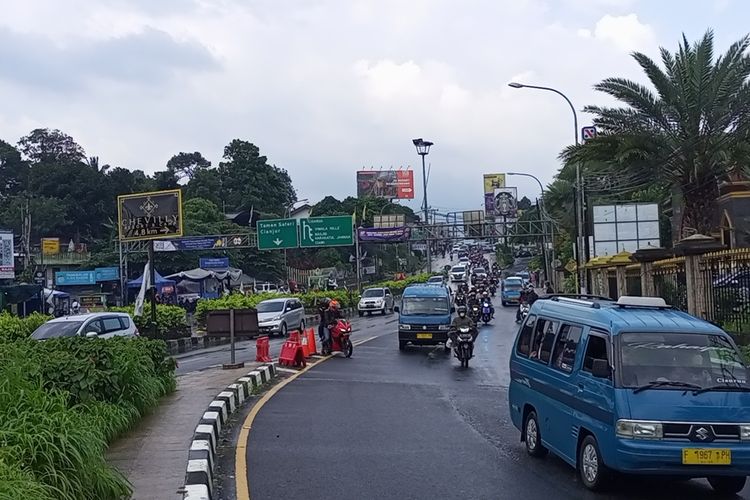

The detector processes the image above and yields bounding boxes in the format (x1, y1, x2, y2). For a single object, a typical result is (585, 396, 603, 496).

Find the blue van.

(394, 284, 454, 351)
(501, 277, 524, 306)
(508, 295, 750, 494)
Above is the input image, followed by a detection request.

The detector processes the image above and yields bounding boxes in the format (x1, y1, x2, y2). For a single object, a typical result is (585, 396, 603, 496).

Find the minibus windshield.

(620, 332, 748, 389)
(401, 297, 450, 315)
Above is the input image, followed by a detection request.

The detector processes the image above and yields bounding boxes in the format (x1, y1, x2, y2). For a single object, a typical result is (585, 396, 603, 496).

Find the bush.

(369, 273, 431, 295)
(0, 312, 51, 342)
(0, 337, 175, 499)
(195, 290, 360, 320)
(110, 304, 189, 340)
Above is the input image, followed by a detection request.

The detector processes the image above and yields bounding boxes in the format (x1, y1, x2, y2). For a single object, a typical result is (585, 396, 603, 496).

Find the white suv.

(450, 265, 467, 282)
(31, 312, 138, 340)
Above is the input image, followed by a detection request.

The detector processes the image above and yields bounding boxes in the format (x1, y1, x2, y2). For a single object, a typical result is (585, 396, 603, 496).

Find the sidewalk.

(106, 363, 262, 500)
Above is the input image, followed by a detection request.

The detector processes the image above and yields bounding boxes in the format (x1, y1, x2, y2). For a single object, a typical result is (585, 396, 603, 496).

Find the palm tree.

(568, 30, 750, 238)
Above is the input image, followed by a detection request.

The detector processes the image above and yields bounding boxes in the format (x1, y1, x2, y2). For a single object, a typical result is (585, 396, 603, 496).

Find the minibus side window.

(531, 318, 559, 364)
(551, 324, 583, 373)
(583, 335, 611, 380)
(516, 315, 537, 357)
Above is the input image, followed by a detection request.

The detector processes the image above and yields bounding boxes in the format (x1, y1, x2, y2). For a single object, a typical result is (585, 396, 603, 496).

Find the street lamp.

(507, 172, 552, 287)
(412, 138, 433, 273)
(508, 82, 586, 293)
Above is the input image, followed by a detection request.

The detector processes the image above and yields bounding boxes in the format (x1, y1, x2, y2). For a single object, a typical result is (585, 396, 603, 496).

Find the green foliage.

(195, 290, 361, 320)
(495, 245, 514, 269)
(0, 336, 175, 500)
(369, 273, 431, 296)
(109, 304, 189, 340)
(0, 312, 51, 342)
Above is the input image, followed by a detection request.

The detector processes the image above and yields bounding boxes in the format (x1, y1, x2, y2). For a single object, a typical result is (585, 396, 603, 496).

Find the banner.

(42, 237, 60, 255)
(0, 231, 13, 279)
(357, 227, 411, 242)
(134, 261, 151, 317)
(483, 173, 505, 194)
(95, 267, 119, 281)
(356, 170, 414, 199)
(154, 235, 241, 252)
(55, 270, 96, 285)
(200, 257, 230, 268)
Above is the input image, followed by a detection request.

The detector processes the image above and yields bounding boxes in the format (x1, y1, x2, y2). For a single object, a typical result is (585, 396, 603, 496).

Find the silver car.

(31, 312, 139, 340)
(257, 298, 305, 336)
(357, 287, 394, 316)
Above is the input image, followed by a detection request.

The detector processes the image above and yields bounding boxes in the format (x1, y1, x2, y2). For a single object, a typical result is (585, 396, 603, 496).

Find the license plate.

(416, 333, 432, 339)
(682, 448, 731, 465)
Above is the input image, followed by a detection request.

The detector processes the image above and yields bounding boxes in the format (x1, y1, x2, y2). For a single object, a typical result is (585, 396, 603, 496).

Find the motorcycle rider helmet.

(329, 299, 340, 309)
(457, 305, 467, 317)
(482, 291, 489, 297)
(320, 297, 331, 308)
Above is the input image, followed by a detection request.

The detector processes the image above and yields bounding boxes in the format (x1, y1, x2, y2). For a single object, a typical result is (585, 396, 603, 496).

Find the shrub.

(0, 312, 51, 342)
(195, 290, 361, 320)
(110, 304, 189, 340)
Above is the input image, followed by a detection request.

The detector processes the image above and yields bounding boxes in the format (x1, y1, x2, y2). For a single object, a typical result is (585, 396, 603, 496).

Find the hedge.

(0, 312, 51, 342)
(109, 304, 189, 340)
(0, 335, 176, 500)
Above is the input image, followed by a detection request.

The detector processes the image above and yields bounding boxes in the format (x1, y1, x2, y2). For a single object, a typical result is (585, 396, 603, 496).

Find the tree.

(518, 196, 533, 211)
(166, 152, 211, 181)
(0, 140, 27, 197)
(569, 30, 750, 237)
(18, 128, 85, 165)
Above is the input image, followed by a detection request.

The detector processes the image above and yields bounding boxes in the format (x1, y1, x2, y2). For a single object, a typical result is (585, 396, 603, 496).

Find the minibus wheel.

(579, 435, 611, 491)
(524, 410, 547, 458)
(708, 476, 746, 495)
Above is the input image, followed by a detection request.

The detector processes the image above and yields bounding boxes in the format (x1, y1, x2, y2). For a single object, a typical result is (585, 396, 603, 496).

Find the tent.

(167, 267, 251, 299)
(127, 271, 176, 289)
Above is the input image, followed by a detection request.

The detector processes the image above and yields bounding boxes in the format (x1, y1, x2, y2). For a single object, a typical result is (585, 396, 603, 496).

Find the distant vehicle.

(257, 298, 305, 337)
(501, 277, 524, 306)
(427, 275, 447, 286)
(458, 256, 470, 265)
(358, 287, 394, 316)
(254, 283, 279, 293)
(450, 265, 468, 282)
(31, 312, 138, 340)
(473, 267, 488, 280)
(395, 284, 453, 351)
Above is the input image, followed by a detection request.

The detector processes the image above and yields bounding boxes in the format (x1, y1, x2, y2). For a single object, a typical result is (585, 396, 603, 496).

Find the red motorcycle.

(322, 319, 353, 357)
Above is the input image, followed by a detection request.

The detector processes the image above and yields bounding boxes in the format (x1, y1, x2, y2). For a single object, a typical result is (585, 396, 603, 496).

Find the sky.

(0, 0, 747, 215)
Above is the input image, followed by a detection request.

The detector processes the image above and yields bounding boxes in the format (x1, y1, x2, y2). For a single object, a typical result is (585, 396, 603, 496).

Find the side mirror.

(85, 331, 99, 339)
(393, 305, 400, 313)
(592, 358, 611, 379)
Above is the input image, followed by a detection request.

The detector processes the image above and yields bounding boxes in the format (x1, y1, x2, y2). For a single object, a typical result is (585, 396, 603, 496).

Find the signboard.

(42, 237, 60, 255)
(357, 227, 411, 242)
(462, 211, 485, 237)
(0, 231, 14, 279)
(94, 267, 119, 281)
(56, 270, 96, 285)
(117, 189, 183, 241)
(154, 234, 248, 252)
(374, 214, 406, 228)
(200, 257, 230, 269)
(592, 203, 660, 257)
(300, 216, 354, 248)
(356, 170, 414, 199)
(483, 173, 506, 194)
(257, 219, 298, 250)
(495, 187, 518, 217)
(582, 126, 597, 141)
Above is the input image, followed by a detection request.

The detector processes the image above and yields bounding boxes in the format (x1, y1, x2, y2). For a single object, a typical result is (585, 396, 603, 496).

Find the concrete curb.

(167, 336, 231, 356)
(181, 363, 277, 500)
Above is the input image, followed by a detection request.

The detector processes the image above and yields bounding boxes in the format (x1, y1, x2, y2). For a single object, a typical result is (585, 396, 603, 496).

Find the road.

(234, 266, 750, 499)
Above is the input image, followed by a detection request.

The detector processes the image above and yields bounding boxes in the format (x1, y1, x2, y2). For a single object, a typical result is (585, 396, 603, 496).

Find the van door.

(545, 323, 584, 462)
(574, 330, 616, 446)
(526, 317, 560, 443)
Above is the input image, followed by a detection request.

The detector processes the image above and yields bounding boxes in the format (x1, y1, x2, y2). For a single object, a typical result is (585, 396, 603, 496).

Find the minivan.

(509, 295, 750, 494)
(395, 285, 453, 351)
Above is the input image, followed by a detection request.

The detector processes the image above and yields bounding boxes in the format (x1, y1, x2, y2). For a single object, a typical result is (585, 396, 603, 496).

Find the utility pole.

(413, 138, 434, 273)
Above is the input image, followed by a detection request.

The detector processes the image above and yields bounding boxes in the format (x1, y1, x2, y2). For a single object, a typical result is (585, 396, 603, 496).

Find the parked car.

(31, 312, 138, 340)
(358, 287, 394, 316)
(257, 298, 305, 336)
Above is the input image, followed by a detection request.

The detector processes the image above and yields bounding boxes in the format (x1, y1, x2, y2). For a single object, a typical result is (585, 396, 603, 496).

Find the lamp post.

(508, 82, 587, 293)
(413, 138, 433, 273)
(507, 172, 552, 286)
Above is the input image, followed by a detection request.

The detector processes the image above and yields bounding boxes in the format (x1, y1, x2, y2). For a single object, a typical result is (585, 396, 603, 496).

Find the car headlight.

(616, 420, 663, 440)
(438, 325, 450, 330)
(399, 324, 411, 330)
(740, 425, 750, 441)
(268, 315, 281, 322)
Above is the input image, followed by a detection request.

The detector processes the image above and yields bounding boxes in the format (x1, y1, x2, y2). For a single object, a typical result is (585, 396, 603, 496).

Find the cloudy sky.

(0, 0, 746, 215)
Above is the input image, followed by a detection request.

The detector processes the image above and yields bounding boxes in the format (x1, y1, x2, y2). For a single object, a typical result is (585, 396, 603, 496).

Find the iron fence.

(626, 265, 641, 297)
(699, 249, 750, 340)
(653, 257, 688, 312)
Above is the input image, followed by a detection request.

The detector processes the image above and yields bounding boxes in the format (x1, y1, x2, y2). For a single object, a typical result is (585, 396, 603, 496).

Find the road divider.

(301, 327, 318, 356)
(182, 363, 277, 500)
(278, 331, 306, 367)
(255, 335, 271, 362)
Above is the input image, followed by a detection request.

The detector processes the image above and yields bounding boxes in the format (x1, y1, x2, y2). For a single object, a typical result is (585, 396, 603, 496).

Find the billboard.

(117, 189, 183, 241)
(357, 227, 411, 242)
(0, 231, 13, 279)
(42, 237, 60, 255)
(483, 173, 506, 194)
(356, 170, 414, 199)
(591, 203, 660, 256)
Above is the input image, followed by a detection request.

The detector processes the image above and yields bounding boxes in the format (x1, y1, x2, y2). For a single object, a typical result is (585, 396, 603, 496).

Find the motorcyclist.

(516, 285, 539, 322)
(323, 300, 344, 349)
(481, 291, 495, 318)
(317, 297, 331, 342)
(449, 305, 477, 344)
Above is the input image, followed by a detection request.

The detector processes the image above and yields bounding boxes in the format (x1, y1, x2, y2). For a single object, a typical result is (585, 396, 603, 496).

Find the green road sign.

(257, 219, 298, 250)
(300, 216, 354, 248)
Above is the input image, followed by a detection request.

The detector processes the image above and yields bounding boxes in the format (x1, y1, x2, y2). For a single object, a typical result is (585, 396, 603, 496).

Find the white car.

(450, 265, 468, 282)
(31, 312, 138, 340)
(257, 298, 305, 337)
(358, 287, 394, 316)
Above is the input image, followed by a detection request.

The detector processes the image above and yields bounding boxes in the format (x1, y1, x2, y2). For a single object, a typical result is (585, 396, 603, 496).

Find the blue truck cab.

(501, 276, 524, 306)
(394, 284, 454, 351)
(508, 295, 750, 494)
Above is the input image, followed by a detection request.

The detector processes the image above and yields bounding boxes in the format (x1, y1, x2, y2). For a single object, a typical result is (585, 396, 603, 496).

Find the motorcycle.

(322, 319, 353, 357)
(518, 303, 530, 323)
(489, 284, 497, 297)
(454, 293, 466, 307)
(481, 300, 492, 324)
(452, 326, 475, 368)
(469, 304, 481, 323)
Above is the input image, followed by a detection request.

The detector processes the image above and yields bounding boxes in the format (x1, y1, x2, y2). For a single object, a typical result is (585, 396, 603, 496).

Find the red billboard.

(356, 170, 414, 199)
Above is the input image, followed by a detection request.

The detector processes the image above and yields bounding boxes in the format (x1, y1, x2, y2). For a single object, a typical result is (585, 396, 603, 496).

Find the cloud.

(592, 14, 656, 52)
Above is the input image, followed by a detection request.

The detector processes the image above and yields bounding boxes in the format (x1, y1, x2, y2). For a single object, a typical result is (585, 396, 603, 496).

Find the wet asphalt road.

(239, 298, 750, 499)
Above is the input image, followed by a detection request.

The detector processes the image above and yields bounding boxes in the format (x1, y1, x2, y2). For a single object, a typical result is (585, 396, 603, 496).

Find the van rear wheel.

(708, 476, 746, 495)
(524, 411, 547, 458)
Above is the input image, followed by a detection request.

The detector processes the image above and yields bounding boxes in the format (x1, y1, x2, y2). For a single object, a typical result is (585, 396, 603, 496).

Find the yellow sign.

(565, 259, 578, 273)
(483, 173, 506, 193)
(42, 238, 60, 255)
